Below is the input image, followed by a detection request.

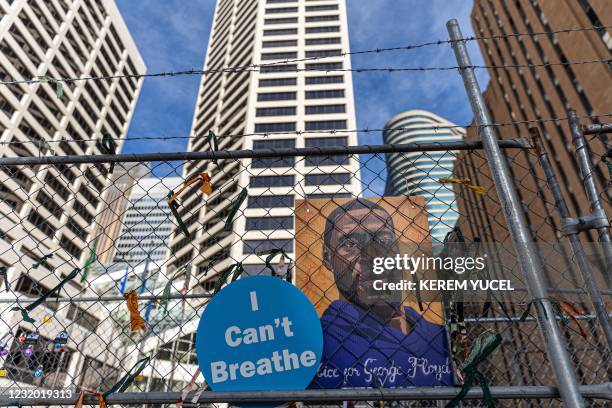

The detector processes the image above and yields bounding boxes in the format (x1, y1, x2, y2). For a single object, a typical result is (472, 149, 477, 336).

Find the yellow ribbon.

(167, 173, 213, 204)
(124, 291, 146, 332)
(438, 177, 486, 195)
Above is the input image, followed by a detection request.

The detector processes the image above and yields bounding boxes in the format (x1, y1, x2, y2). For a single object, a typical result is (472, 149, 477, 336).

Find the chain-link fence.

(0, 116, 609, 407)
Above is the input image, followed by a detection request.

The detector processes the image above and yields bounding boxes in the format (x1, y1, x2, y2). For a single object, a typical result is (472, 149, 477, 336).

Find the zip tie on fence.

(224, 187, 248, 230)
(99, 134, 117, 173)
(438, 177, 486, 195)
(0, 267, 8, 292)
(446, 329, 502, 408)
(124, 290, 146, 332)
(207, 131, 219, 164)
(519, 298, 587, 338)
(32, 253, 53, 269)
(80, 237, 98, 283)
(37, 76, 64, 98)
(167, 191, 190, 238)
(74, 388, 106, 408)
(11, 268, 79, 323)
(177, 368, 201, 407)
(213, 262, 244, 295)
(102, 355, 150, 403)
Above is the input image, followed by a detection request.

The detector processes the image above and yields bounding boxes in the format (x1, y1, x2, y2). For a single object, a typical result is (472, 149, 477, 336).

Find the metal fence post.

(530, 127, 612, 351)
(569, 110, 612, 286)
(446, 19, 585, 408)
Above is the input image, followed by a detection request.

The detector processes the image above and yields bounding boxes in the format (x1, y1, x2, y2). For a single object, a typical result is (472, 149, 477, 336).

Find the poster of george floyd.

(295, 196, 453, 389)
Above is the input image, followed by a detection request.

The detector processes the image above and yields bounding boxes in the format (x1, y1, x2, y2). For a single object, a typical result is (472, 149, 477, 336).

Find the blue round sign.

(196, 276, 323, 391)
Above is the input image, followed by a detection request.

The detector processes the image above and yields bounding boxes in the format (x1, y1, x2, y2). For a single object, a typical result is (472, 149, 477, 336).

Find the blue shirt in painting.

(311, 300, 453, 388)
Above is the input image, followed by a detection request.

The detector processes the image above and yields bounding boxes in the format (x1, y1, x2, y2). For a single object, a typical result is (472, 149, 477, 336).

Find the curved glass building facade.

(383, 110, 465, 246)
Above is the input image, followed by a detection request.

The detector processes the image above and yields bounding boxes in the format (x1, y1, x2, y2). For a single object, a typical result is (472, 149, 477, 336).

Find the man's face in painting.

(323, 204, 402, 314)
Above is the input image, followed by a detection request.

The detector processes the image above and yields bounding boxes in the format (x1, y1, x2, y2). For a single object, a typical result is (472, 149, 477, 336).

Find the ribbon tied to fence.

(438, 177, 486, 195)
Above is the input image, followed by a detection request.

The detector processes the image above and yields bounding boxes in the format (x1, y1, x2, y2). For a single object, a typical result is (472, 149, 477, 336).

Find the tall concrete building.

(114, 176, 182, 268)
(0, 0, 145, 389)
(167, 0, 361, 284)
(143, 0, 361, 390)
(94, 163, 149, 264)
(454, 0, 611, 243)
(383, 110, 464, 246)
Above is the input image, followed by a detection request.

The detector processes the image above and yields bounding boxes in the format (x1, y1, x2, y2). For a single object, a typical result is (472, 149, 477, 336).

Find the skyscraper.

(167, 0, 361, 286)
(454, 0, 611, 243)
(383, 110, 465, 246)
(0, 0, 145, 388)
(114, 176, 182, 268)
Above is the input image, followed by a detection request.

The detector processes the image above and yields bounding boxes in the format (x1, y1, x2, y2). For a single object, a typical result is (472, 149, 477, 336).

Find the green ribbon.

(32, 254, 53, 269)
(603, 149, 612, 183)
(80, 238, 98, 283)
(213, 262, 244, 295)
(207, 131, 219, 164)
(99, 134, 117, 173)
(224, 188, 247, 230)
(168, 192, 190, 237)
(160, 264, 189, 314)
(103, 355, 150, 399)
(37, 76, 63, 98)
(446, 329, 502, 408)
(12, 268, 80, 323)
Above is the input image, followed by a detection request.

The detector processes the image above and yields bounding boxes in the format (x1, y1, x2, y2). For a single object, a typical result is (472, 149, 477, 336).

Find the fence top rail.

(0, 139, 531, 166)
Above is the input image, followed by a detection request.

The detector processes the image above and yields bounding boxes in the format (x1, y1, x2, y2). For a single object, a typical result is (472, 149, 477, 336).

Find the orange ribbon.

(124, 290, 146, 332)
(75, 389, 106, 408)
(167, 173, 213, 204)
(552, 297, 587, 338)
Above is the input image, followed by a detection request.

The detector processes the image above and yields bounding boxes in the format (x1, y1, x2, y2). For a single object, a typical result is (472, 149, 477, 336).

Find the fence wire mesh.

(0, 137, 609, 407)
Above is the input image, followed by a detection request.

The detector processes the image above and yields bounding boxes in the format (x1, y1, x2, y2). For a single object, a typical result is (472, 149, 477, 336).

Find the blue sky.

(116, 1, 488, 193)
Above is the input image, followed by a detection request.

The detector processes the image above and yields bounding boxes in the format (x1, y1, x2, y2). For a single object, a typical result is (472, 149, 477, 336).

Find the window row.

(256, 104, 345, 116)
(254, 120, 346, 132)
(259, 76, 343, 87)
(250, 173, 351, 187)
(257, 89, 345, 101)
(263, 26, 340, 34)
(262, 37, 340, 47)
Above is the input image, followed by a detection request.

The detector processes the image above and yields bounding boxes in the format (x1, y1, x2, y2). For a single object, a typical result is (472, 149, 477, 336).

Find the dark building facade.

(454, 0, 611, 244)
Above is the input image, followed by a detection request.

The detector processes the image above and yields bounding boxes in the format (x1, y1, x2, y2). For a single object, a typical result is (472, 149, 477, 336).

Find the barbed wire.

(1, 112, 610, 147)
(0, 25, 609, 87)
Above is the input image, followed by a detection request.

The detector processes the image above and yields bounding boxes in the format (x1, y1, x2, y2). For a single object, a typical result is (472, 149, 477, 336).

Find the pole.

(530, 127, 612, 350)
(569, 110, 612, 285)
(446, 19, 585, 408)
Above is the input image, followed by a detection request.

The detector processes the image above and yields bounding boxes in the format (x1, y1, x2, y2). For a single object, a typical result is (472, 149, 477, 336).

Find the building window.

(256, 107, 297, 117)
(305, 120, 347, 130)
(306, 26, 340, 33)
(245, 217, 294, 231)
(259, 77, 297, 87)
(306, 5, 339, 11)
(267, 0, 297, 3)
(243, 239, 293, 254)
(305, 49, 342, 58)
(307, 193, 353, 199)
(305, 137, 349, 166)
(305, 62, 342, 71)
(305, 15, 339, 22)
(257, 92, 297, 101)
(261, 64, 298, 73)
(250, 175, 295, 188)
(66, 304, 100, 331)
(305, 173, 351, 186)
(265, 17, 298, 25)
(266, 7, 298, 13)
(251, 139, 296, 168)
(305, 37, 341, 45)
(305, 75, 344, 85)
(248, 195, 294, 208)
(305, 104, 346, 114)
(254, 122, 296, 132)
(262, 40, 298, 48)
(261, 51, 298, 60)
(264, 28, 298, 36)
(305, 89, 345, 99)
